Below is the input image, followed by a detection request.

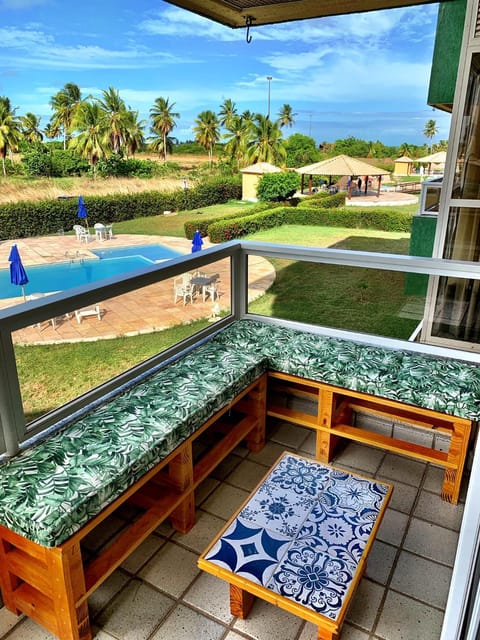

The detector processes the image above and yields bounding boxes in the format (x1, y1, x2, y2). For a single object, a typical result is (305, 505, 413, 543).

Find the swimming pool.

(1, 244, 183, 300)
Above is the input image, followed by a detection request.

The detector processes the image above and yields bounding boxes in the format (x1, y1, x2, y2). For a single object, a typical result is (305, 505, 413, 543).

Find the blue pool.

(1, 244, 183, 299)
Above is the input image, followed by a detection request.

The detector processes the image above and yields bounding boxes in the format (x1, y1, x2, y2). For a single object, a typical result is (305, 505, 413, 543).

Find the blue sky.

(0, 0, 450, 146)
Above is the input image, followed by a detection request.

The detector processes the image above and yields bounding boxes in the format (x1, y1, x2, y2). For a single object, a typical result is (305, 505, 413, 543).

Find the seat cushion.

(0, 339, 267, 547)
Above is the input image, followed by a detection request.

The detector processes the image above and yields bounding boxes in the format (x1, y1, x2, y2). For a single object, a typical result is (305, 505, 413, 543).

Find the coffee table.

(198, 452, 393, 640)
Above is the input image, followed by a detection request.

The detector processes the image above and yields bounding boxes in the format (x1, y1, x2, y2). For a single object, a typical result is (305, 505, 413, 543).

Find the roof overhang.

(163, 0, 444, 28)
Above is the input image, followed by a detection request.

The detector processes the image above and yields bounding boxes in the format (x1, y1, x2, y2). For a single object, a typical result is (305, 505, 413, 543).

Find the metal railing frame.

(1, 239, 480, 458)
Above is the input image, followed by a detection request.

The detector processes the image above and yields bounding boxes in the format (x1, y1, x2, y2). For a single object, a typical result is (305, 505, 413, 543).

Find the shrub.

(207, 203, 413, 243)
(257, 172, 300, 202)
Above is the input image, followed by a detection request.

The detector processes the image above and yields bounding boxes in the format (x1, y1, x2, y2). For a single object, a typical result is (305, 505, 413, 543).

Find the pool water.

(1, 244, 183, 299)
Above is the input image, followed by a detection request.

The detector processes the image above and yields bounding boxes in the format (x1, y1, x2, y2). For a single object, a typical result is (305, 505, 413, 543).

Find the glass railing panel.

(247, 258, 427, 342)
(12, 256, 232, 425)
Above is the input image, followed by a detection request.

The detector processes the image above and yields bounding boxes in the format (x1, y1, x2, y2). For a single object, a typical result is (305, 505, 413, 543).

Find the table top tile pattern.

(204, 453, 391, 622)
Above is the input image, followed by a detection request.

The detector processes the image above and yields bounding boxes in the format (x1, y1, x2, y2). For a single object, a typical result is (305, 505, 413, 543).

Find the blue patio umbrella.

(8, 244, 29, 302)
(77, 196, 89, 231)
(192, 230, 203, 253)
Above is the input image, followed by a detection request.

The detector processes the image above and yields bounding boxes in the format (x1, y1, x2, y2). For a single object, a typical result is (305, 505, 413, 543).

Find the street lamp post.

(267, 76, 272, 118)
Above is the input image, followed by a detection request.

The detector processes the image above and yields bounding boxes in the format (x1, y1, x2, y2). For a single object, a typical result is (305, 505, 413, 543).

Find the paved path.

(0, 234, 275, 345)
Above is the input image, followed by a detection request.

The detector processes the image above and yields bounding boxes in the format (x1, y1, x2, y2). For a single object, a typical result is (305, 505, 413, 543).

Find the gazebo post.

(301, 174, 304, 194)
(377, 175, 382, 197)
(308, 174, 313, 195)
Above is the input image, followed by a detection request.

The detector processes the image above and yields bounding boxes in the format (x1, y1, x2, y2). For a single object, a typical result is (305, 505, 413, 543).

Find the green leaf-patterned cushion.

(216, 320, 480, 420)
(1, 318, 478, 548)
(0, 340, 267, 547)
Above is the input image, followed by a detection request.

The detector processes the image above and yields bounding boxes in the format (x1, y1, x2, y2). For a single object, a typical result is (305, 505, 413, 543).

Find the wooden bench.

(199, 452, 393, 640)
(0, 337, 268, 640)
(0, 318, 478, 639)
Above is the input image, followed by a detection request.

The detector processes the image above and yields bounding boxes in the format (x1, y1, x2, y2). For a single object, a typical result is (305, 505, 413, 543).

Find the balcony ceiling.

(163, 0, 443, 28)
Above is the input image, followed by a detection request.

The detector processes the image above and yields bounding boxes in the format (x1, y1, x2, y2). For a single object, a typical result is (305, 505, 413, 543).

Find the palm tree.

(277, 104, 296, 128)
(97, 87, 128, 155)
(193, 110, 220, 166)
(123, 110, 146, 158)
(20, 112, 43, 144)
(150, 97, 179, 163)
(49, 82, 83, 150)
(0, 97, 22, 177)
(69, 101, 109, 177)
(44, 121, 61, 141)
(247, 113, 286, 166)
(423, 119, 438, 153)
(223, 115, 251, 169)
(219, 98, 237, 129)
(398, 142, 412, 157)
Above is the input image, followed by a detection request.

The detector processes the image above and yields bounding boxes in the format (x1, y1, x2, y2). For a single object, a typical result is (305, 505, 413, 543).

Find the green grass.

(16, 319, 210, 421)
(112, 200, 256, 237)
(247, 226, 421, 339)
(16, 203, 420, 420)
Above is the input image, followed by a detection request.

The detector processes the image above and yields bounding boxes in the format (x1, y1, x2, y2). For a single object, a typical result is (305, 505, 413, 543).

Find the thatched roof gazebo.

(296, 154, 390, 197)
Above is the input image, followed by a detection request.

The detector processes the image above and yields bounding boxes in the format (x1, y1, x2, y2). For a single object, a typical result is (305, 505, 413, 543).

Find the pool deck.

(0, 234, 275, 345)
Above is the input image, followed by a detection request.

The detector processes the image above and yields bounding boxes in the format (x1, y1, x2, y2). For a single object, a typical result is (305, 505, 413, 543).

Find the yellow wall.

(242, 174, 261, 201)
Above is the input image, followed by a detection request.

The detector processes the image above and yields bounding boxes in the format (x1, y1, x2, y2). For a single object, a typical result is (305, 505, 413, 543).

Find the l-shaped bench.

(0, 318, 478, 640)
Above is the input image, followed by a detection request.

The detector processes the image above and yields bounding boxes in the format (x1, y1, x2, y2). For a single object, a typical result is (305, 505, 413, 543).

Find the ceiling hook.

(245, 15, 255, 43)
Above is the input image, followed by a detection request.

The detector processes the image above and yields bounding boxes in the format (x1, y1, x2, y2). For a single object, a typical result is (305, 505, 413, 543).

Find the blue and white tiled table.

(198, 453, 393, 640)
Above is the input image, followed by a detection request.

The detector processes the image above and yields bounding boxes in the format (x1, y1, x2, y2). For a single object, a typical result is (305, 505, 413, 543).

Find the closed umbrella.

(77, 196, 89, 232)
(8, 244, 28, 302)
(192, 230, 203, 253)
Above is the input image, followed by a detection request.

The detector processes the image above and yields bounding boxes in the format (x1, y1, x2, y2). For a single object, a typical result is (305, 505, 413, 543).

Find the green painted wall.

(428, 0, 467, 110)
(405, 215, 437, 295)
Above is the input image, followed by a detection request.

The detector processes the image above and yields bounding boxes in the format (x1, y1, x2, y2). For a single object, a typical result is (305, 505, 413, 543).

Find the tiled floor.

(0, 419, 465, 640)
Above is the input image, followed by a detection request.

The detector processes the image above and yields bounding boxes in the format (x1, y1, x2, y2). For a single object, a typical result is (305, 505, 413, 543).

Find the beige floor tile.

(269, 422, 311, 449)
(331, 442, 385, 475)
(233, 599, 303, 640)
(376, 508, 409, 546)
(365, 540, 397, 584)
(139, 542, 200, 597)
(151, 604, 225, 640)
(183, 573, 234, 623)
(201, 483, 250, 520)
(390, 551, 452, 608)
(375, 591, 444, 640)
(346, 578, 385, 631)
(88, 570, 131, 618)
(414, 490, 464, 531)
(225, 458, 270, 491)
(96, 580, 173, 640)
(403, 518, 459, 566)
(120, 534, 165, 574)
(2, 617, 55, 640)
(173, 509, 226, 554)
(376, 477, 418, 514)
(377, 453, 426, 486)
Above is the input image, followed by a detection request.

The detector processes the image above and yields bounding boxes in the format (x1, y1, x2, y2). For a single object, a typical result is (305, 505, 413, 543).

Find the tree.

(218, 98, 237, 129)
(150, 97, 179, 163)
(49, 82, 83, 150)
(123, 110, 146, 158)
(398, 142, 412, 157)
(333, 136, 370, 157)
(423, 119, 438, 153)
(246, 113, 286, 166)
(97, 87, 128, 154)
(284, 133, 319, 167)
(20, 112, 43, 144)
(69, 101, 109, 176)
(223, 115, 251, 169)
(277, 103, 296, 128)
(193, 110, 220, 166)
(0, 96, 22, 177)
(44, 121, 61, 140)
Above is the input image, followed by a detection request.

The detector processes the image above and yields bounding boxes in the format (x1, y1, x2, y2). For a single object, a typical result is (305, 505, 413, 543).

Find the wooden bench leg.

(47, 544, 91, 640)
(230, 584, 256, 618)
(442, 420, 471, 504)
(168, 443, 195, 533)
(246, 374, 267, 453)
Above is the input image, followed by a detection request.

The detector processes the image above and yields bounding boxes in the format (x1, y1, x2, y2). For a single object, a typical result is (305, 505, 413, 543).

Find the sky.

(0, 0, 451, 147)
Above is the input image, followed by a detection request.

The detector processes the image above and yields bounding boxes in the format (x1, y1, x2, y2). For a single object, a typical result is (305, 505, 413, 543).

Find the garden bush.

(0, 175, 242, 241)
(257, 172, 300, 202)
(183, 201, 279, 239)
(207, 203, 413, 243)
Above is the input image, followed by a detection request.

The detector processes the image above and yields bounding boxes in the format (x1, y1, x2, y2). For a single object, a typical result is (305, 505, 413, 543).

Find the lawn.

(15, 205, 420, 420)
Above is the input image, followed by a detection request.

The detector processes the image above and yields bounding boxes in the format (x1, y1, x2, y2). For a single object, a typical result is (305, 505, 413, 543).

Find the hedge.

(207, 204, 413, 243)
(183, 201, 280, 239)
(0, 175, 242, 241)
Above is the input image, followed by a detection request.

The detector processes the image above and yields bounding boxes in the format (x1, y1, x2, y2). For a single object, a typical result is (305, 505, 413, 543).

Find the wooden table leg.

(317, 627, 339, 640)
(230, 584, 256, 618)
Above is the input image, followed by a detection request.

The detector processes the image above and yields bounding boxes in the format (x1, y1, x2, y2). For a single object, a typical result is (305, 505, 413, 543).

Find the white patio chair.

(73, 225, 90, 244)
(173, 275, 194, 305)
(74, 305, 102, 323)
